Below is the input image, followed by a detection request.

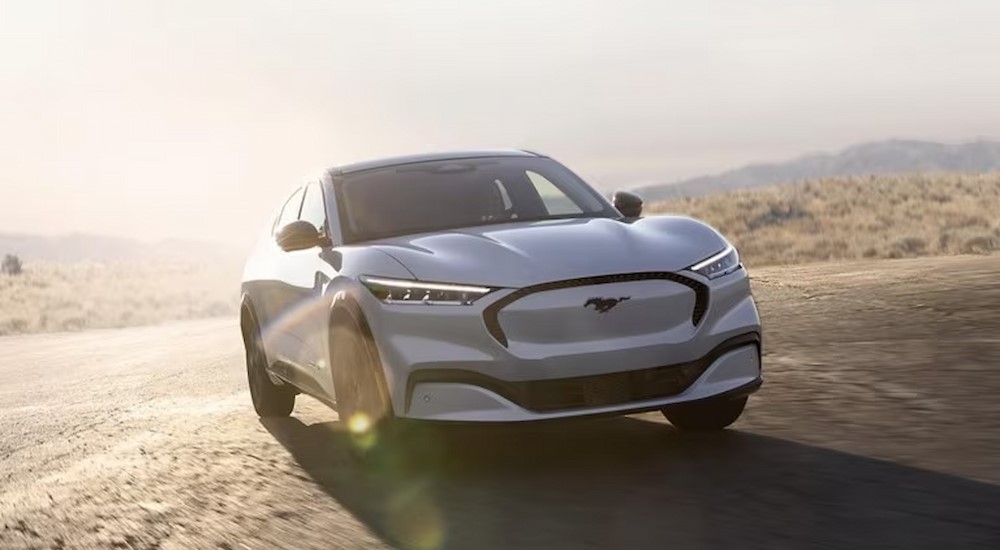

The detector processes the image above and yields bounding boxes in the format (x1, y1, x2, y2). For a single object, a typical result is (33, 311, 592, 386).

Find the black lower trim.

(406, 332, 760, 413)
(658, 376, 763, 412)
(482, 272, 710, 347)
(556, 376, 763, 422)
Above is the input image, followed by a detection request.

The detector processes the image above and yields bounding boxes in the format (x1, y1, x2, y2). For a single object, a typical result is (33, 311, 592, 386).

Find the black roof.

(329, 149, 543, 176)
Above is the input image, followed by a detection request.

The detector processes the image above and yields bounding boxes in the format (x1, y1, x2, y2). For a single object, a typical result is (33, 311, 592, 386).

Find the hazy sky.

(3, 0, 1000, 247)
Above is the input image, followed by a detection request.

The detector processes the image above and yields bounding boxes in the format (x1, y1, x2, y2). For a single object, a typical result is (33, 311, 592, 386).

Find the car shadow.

(260, 415, 1000, 550)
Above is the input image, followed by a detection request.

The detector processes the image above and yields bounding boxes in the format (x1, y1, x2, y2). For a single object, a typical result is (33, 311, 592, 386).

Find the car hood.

(370, 216, 728, 288)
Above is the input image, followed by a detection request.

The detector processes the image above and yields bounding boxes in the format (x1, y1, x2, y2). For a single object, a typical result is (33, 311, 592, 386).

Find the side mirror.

(613, 190, 644, 219)
(276, 221, 329, 252)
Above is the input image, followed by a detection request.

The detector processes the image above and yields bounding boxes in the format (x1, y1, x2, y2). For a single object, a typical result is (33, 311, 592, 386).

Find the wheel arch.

(239, 293, 259, 350)
(329, 290, 364, 330)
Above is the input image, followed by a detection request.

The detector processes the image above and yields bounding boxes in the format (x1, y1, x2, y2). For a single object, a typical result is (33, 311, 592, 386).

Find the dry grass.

(648, 172, 1000, 266)
(0, 261, 240, 336)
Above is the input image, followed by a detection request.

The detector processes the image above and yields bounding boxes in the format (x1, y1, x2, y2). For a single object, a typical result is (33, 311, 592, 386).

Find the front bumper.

(357, 268, 762, 422)
(407, 335, 761, 421)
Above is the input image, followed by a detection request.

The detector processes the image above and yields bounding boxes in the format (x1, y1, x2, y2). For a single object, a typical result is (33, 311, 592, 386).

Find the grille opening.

(483, 272, 709, 347)
(518, 361, 709, 411)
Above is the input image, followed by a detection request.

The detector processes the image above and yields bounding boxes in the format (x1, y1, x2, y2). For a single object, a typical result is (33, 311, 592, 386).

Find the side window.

(526, 171, 583, 215)
(274, 187, 305, 234)
(299, 183, 328, 231)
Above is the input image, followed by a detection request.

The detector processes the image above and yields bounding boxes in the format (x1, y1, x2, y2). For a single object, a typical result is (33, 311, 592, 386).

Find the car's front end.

(353, 222, 761, 423)
(329, 152, 762, 426)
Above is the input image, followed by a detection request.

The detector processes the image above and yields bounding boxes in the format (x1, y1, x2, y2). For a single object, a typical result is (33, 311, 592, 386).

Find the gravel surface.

(1, 255, 999, 549)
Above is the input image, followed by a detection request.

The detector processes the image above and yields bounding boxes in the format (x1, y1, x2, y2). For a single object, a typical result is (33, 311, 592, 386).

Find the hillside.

(0, 261, 240, 336)
(0, 233, 242, 264)
(647, 172, 1000, 266)
(0, 234, 244, 336)
(635, 139, 1000, 201)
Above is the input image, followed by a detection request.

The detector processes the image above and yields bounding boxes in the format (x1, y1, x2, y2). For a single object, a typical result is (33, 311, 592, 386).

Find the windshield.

(335, 156, 617, 243)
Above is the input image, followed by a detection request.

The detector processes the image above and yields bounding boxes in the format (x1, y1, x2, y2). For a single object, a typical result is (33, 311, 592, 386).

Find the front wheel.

(330, 315, 405, 462)
(330, 316, 393, 431)
(662, 396, 747, 431)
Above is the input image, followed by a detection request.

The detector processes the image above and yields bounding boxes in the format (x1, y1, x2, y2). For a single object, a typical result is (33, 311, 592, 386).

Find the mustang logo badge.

(584, 296, 631, 313)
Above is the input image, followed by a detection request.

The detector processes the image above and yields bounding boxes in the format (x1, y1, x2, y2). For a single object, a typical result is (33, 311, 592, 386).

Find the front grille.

(517, 360, 709, 411)
(406, 333, 760, 413)
(482, 272, 709, 347)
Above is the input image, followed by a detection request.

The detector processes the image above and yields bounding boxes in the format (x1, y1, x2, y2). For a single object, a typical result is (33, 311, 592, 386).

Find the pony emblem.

(584, 296, 631, 313)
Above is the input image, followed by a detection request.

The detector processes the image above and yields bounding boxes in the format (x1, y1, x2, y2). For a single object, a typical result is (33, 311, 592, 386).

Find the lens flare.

(348, 412, 372, 434)
(259, 293, 337, 361)
(388, 482, 445, 550)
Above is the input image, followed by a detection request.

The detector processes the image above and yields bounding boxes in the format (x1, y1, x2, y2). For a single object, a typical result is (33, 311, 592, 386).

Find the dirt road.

(2, 256, 999, 549)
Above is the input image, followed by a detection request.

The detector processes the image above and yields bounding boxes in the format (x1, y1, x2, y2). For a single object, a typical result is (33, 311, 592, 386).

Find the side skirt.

(270, 360, 338, 411)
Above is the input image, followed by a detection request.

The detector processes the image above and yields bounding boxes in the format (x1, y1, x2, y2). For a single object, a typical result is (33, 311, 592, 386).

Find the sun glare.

(348, 412, 372, 434)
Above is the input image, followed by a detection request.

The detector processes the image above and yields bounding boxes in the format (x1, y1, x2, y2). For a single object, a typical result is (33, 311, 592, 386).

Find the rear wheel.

(245, 321, 295, 418)
(662, 396, 747, 431)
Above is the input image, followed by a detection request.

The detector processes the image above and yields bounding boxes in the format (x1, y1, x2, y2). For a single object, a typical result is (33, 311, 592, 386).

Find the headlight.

(688, 245, 741, 279)
(360, 276, 494, 305)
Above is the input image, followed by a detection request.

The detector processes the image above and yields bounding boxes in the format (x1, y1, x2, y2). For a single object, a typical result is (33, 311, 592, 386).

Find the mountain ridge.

(634, 139, 1000, 201)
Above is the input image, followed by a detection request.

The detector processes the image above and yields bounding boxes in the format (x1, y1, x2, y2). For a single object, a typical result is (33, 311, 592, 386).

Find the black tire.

(245, 320, 295, 418)
(329, 314, 405, 463)
(329, 314, 394, 431)
(662, 396, 747, 431)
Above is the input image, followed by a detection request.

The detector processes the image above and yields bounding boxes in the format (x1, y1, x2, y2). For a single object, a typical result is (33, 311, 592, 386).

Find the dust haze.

(4, 0, 1000, 247)
(2, 2, 1000, 549)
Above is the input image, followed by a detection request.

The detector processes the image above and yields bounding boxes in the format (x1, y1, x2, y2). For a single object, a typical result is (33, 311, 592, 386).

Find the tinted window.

(299, 183, 328, 231)
(336, 157, 614, 243)
(274, 187, 304, 234)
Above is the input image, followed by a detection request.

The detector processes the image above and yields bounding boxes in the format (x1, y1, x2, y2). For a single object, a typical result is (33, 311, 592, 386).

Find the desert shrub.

(61, 317, 87, 331)
(889, 236, 928, 258)
(0, 318, 29, 335)
(961, 235, 999, 254)
(2, 254, 22, 275)
(943, 213, 990, 230)
(746, 200, 811, 230)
